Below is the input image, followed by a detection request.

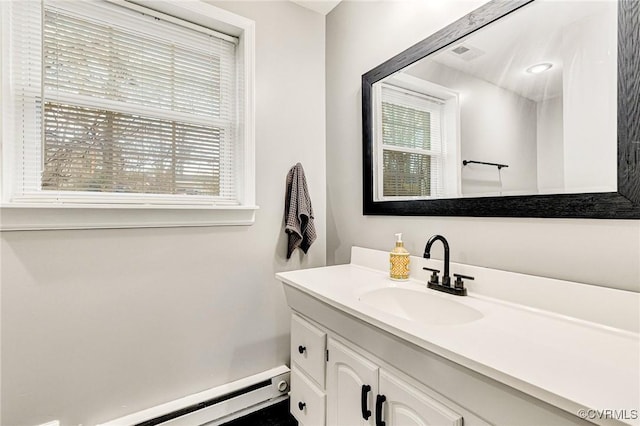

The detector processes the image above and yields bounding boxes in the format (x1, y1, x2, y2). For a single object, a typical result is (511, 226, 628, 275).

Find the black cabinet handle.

(375, 394, 386, 426)
(298, 345, 306, 354)
(298, 401, 306, 411)
(361, 384, 372, 420)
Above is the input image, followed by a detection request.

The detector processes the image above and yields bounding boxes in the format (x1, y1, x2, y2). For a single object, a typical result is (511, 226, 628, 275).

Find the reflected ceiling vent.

(451, 46, 470, 54)
(448, 44, 485, 61)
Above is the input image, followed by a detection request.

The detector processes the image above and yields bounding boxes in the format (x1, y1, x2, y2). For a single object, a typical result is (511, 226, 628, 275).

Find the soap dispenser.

(390, 233, 410, 281)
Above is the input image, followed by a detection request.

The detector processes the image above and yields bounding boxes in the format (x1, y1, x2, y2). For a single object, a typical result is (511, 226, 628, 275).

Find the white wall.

(562, 6, 617, 193)
(0, 1, 326, 424)
(536, 96, 564, 193)
(326, 0, 639, 291)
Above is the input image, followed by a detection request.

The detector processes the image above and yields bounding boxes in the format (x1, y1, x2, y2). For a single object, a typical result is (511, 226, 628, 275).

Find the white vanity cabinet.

(291, 314, 326, 388)
(326, 338, 378, 425)
(291, 368, 326, 426)
(291, 313, 475, 426)
(290, 314, 326, 425)
(378, 370, 463, 426)
(279, 249, 637, 426)
(327, 338, 463, 426)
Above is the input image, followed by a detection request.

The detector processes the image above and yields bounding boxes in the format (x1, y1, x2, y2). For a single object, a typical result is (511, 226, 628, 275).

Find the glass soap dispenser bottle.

(390, 233, 410, 281)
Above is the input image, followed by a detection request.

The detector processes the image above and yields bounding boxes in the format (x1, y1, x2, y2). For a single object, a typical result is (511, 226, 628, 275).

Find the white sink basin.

(359, 287, 484, 326)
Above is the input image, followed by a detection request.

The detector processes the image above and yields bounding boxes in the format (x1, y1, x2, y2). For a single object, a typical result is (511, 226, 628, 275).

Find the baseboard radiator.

(98, 366, 290, 426)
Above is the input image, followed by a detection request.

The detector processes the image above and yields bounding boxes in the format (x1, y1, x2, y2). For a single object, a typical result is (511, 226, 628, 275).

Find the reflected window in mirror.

(373, 75, 460, 201)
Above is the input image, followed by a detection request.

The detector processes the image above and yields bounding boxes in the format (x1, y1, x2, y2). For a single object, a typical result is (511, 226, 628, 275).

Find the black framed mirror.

(362, 0, 639, 218)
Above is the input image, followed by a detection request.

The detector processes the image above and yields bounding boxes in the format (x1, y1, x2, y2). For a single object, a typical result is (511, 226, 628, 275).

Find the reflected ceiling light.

(526, 63, 553, 74)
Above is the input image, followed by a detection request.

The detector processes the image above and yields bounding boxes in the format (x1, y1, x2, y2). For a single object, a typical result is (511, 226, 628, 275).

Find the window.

(1, 0, 256, 229)
(375, 83, 445, 200)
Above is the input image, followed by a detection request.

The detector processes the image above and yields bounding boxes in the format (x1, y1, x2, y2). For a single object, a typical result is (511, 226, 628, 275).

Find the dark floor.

(222, 400, 298, 426)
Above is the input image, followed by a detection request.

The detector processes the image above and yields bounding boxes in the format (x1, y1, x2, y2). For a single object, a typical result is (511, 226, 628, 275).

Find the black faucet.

(423, 234, 451, 287)
(423, 235, 472, 296)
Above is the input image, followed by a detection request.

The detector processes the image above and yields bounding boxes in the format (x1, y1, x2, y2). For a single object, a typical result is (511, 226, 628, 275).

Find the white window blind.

(378, 84, 445, 199)
(6, 0, 241, 206)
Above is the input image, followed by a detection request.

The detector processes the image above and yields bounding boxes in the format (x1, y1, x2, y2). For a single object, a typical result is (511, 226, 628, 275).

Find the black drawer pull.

(361, 384, 372, 420)
(298, 401, 306, 411)
(298, 345, 306, 354)
(375, 394, 386, 426)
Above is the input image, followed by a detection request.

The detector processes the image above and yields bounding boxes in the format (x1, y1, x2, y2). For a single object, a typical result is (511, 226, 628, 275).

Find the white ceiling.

(290, 0, 342, 15)
(404, 0, 616, 102)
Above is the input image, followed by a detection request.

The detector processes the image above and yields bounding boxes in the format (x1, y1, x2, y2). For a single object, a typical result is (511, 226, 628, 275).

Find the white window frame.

(0, 0, 256, 230)
(373, 73, 460, 201)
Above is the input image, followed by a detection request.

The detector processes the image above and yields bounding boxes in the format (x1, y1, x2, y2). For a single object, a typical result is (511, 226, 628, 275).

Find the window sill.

(0, 204, 258, 231)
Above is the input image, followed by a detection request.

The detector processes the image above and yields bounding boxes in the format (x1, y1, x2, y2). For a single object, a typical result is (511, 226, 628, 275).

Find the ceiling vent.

(449, 44, 485, 61)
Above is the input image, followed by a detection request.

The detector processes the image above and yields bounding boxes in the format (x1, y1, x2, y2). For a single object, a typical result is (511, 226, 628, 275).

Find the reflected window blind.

(380, 85, 444, 198)
(9, 0, 239, 204)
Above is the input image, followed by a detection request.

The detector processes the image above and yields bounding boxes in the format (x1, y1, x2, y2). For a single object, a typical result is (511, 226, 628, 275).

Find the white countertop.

(277, 248, 640, 425)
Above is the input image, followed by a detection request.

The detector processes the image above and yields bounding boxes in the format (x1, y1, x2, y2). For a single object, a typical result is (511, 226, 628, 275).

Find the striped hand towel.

(284, 163, 316, 259)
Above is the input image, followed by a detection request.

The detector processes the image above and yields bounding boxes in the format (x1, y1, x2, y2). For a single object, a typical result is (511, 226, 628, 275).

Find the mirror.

(362, 0, 640, 218)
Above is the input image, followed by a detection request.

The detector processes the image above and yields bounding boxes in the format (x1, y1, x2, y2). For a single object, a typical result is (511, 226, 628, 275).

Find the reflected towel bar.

(462, 160, 509, 170)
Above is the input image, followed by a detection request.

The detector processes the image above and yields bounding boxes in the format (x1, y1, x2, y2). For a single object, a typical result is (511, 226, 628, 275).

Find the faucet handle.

(423, 267, 440, 285)
(453, 273, 474, 289)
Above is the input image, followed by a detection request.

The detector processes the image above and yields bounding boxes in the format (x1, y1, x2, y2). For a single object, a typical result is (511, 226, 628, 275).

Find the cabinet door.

(379, 370, 463, 426)
(326, 338, 379, 426)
